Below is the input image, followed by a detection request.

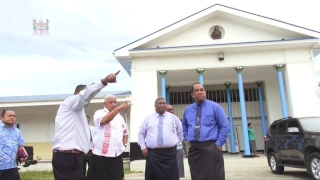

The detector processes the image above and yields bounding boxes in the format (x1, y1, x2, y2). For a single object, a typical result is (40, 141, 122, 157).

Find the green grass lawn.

(20, 168, 141, 180)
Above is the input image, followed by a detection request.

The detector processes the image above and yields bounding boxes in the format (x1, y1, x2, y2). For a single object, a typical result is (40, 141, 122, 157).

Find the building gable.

(114, 4, 319, 60)
(137, 14, 314, 49)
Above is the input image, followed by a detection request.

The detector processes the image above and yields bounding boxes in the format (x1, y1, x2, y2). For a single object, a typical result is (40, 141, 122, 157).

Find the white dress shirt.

(52, 81, 106, 154)
(92, 108, 129, 157)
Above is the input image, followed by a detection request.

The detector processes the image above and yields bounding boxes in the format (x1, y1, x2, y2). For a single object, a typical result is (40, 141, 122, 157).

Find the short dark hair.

(154, 97, 165, 105)
(190, 83, 203, 92)
(1, 109, 13, 117)
(74, 84, 87, 94)
(248, 123, 252, 127)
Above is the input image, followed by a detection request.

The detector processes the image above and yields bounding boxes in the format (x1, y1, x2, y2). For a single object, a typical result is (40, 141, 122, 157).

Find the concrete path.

(18, 153, 311, 179)
(127, 153, 311, 180)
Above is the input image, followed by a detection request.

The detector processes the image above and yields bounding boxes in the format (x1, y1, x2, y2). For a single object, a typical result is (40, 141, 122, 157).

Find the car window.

(287, 120, 300, 128)
(299, 117, 320, 132)
(269, 123, 278, 136)
(277, 121, 287, 135)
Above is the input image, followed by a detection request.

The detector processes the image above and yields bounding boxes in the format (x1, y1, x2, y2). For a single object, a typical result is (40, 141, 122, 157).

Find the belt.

(148, 146, 176, 150)
(190, 140, 216, 145)
(53, 149, 84, 155)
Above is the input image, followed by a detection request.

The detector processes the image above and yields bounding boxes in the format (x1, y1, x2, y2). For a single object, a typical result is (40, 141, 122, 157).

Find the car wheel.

(308, 152, 320, 180)
(268, 152, 284, 174)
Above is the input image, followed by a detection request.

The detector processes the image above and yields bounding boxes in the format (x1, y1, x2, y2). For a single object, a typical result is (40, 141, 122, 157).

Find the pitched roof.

(114, 3, 320, 54)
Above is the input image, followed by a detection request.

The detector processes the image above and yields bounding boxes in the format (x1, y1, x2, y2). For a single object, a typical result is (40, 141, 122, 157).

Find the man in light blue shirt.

(0, 109, 27, 180)
(138, 98, 183, 180)
(182, 83, 230, 180)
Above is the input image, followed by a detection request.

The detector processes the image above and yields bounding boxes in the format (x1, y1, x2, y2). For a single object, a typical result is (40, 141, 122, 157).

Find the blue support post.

(159, 71, 167, 100)
(166, 86, 170, 104)
(196, 69, 205, 84)
(257, 81, 267, 136)
(274, 65, 288, 118)
(225, 82, 237, 154)
(235, 67, 252, 157)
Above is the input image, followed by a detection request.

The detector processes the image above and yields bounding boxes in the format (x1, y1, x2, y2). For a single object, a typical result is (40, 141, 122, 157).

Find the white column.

(130, 70, 158, 142)
(284, 62, 320, 117)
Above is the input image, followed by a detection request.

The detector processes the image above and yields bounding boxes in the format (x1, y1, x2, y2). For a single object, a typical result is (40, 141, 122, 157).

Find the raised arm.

(68, 82, 106, 110)
(99, 103, 130, 126)
(68, 70, 120, 110)
(215, 104, 230, 147)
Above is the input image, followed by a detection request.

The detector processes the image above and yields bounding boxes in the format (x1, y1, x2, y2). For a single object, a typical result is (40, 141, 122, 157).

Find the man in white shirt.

(91, 94, 130, 180)
(51, 70, 120, 180)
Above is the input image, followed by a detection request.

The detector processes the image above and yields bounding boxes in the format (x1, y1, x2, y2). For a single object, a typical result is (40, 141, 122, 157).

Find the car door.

(282, 119, 304, 165)
(277, 121, 288, 161)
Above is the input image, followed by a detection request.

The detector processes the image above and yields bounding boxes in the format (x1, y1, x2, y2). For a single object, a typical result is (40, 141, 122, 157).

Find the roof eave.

(0, 95, 132, 107)
(128, 38, 319, 57)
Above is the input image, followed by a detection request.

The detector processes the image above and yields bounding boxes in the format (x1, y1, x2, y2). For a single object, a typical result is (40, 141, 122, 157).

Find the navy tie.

(157, 115, 164, 146)
(194, 104, 201, 141)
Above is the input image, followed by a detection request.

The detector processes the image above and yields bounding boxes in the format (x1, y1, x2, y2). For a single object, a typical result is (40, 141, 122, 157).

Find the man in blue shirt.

(0, 109, 27, 180)
(182, 83, 230, 180)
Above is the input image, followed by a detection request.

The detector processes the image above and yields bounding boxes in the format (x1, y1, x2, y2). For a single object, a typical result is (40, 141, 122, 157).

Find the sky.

(0, 0, 320, 97)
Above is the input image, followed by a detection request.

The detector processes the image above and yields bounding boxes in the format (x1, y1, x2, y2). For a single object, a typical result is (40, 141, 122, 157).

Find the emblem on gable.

(211, 26, 222, 40)
(33, 19, 50, 36)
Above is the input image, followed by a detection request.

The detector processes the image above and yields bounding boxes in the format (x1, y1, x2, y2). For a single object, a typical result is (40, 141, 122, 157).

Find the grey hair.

(154, 97, 165, 105)
(104, 94, 116, 101)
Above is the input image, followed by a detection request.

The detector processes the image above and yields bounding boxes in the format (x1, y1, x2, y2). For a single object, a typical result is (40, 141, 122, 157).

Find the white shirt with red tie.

(92, 108, 128, 157)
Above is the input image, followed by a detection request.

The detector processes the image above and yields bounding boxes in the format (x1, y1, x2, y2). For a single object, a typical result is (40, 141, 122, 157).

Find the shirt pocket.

(164, 120, 176, 133)
(203, 114, 216, 126)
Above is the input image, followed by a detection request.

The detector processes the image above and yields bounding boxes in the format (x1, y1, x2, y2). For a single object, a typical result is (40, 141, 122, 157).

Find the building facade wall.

(129, 47, 318, 154)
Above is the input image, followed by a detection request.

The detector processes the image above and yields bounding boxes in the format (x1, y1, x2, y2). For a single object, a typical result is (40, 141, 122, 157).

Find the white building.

(114, 4, 320, 161)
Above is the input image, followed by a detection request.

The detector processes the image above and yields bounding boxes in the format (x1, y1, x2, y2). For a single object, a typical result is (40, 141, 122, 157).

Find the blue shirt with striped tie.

(182, 100, 230, 147)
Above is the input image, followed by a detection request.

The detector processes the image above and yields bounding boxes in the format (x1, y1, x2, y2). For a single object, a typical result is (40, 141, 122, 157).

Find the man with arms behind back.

(138, 98, 183, 180)
(182, 83, 230, 180)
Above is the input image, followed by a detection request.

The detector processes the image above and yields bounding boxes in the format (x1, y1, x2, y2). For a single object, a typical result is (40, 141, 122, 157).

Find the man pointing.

(52, 70, 121, 180)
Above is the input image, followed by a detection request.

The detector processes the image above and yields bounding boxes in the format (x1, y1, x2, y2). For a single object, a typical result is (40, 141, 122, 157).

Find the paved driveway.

(18, 153, 311, 179)
(127, 153, 311, 180)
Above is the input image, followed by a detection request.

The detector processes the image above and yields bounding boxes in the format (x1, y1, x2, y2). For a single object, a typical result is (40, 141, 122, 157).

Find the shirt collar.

(156, 111, 167, 117)
(104, 107, 110, 113)
(0, 121, 15, 130)
(0, 121, 4, 128)
(192, 99, 207, 108)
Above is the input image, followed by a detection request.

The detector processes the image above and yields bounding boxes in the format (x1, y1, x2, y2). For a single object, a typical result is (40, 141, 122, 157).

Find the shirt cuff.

(216, 141, 223, 147)
(97, 80, 107, 88)
(140, 144, 147, 150)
